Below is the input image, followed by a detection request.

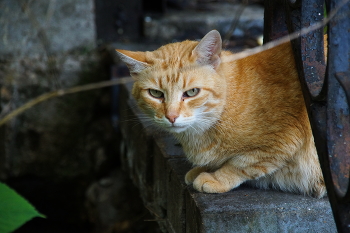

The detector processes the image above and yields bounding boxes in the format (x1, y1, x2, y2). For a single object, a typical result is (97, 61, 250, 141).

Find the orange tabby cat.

(116, 30, 326, 198)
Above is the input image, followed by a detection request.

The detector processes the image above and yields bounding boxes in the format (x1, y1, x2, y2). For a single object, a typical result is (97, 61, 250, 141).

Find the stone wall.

(0, 1, 163, 232)
(0, 0, 98, 178)
(0, 0, 96, 57)
(0, 0, 119, 231)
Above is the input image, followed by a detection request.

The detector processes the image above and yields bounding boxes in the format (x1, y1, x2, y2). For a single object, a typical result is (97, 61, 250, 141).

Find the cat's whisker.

(122, 115, 157, 129)
(188, 124, 201, 135)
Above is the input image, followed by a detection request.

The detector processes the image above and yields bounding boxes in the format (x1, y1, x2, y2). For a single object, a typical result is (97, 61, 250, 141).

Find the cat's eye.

(149, 89, 164, 98)
(183, 88, 200, 98)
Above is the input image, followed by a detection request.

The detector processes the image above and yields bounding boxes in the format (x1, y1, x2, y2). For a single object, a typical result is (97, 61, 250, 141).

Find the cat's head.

(116, 30, 226, 134)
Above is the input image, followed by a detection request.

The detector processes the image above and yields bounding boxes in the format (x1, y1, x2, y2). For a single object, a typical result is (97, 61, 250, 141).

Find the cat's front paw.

(185, 167, 207, 185)
(193, 172, 232, 193)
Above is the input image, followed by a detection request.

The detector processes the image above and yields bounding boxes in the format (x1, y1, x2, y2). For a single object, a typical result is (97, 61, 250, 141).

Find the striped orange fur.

(116, 30, 326, 198)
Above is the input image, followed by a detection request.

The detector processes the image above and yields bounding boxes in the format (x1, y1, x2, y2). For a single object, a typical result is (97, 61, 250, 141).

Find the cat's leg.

(185, 166, 208, 185)
(192, 163, 244, 193)
(249, 163, 326, 198)
(260, 154, 326, 198)
(192, 157, 282, 193)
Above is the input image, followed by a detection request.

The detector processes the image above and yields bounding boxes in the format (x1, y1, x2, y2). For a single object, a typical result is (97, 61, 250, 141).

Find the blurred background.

(0, 0, 263, 232)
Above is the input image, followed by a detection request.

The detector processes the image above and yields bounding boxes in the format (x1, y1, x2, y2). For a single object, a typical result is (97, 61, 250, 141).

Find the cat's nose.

(166, 114, 178, 123)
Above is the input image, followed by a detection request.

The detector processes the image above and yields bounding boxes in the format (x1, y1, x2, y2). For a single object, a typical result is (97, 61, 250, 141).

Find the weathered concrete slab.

(187, 187, 336, 233)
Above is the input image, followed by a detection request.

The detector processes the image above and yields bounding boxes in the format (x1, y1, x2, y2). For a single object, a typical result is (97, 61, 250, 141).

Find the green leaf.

(0, 182, 45, 233)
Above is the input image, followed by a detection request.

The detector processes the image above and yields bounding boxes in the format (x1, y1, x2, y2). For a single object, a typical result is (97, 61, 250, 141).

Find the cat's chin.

(165, 125, 189, 134)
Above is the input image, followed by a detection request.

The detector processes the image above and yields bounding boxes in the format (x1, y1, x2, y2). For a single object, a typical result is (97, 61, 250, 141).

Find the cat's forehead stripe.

(152, 41, 197, 70)
(166, 75, 172, 83)
(150, 77, 158, 86)
(182, 75, 187, 89)
(158, 78, 164, 89)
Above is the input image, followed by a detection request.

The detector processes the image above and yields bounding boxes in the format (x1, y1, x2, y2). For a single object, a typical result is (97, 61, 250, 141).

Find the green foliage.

(0, 182, 45, 233)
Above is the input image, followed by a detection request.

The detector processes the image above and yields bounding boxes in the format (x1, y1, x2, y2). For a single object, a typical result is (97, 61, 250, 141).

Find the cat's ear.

(193, 30, 222, 69)
(116, 49, 149, 74)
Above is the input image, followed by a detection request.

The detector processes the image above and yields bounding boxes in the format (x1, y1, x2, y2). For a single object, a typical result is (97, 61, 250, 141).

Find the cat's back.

(228, 42, 298, 87)
(223, 42, 301, 112)
(218, 42, 310, 150)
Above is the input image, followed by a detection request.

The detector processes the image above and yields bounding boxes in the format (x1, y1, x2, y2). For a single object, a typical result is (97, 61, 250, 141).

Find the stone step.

(142, 2, 264, 45)
(118, 81, 337, 233)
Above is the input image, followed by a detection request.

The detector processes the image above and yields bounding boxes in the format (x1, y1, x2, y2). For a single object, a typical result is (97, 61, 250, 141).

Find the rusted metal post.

(264, 0, 350, 231)
(326, 0, 350, 231)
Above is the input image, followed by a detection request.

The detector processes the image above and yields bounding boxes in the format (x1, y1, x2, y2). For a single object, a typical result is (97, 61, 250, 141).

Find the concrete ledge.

(119, 82, 337, 233)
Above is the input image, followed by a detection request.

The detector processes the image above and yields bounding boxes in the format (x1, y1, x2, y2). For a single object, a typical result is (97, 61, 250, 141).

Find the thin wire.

(0, 77, 133, 127)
